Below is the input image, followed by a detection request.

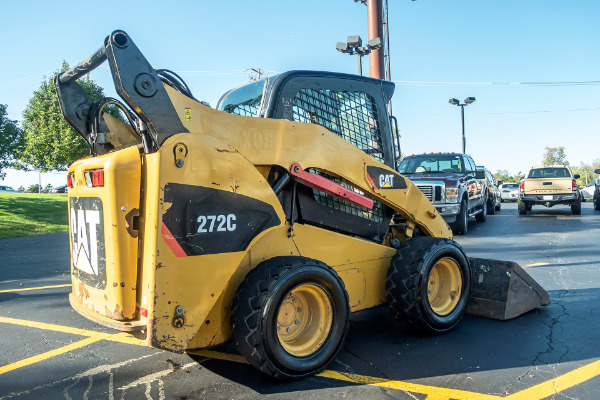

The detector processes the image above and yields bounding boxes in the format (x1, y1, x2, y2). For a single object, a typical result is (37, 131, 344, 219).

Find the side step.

(467, 258, 551, 320)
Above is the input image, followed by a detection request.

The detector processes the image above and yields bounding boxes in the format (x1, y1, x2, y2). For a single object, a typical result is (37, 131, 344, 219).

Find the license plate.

(543, 195, 553, 200)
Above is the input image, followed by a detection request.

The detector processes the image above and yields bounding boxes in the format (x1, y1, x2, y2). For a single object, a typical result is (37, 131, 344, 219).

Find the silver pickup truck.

(518, 165, 581, 215)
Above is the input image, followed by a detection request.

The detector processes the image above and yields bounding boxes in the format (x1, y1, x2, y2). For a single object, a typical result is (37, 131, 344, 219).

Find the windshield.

(218, 79, 267, 117)
(503, 183, 519, 189)
(527, 167, 570, 179)
(397, 155, 464, 174)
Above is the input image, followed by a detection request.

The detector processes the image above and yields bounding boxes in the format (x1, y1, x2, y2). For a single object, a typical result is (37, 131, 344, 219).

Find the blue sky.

(1, 0, 599, 189)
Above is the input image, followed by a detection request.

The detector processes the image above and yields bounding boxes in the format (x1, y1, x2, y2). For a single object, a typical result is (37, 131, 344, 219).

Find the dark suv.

(478, 167, 501, 215)
(397, 153, 487, 234)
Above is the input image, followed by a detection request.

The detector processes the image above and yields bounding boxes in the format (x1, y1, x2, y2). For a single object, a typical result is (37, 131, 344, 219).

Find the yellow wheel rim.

(427, 258, 462, 316)
(276, 283, 333, 357)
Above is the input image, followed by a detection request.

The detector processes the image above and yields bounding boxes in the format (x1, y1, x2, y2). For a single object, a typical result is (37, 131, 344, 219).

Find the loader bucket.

(466, 258, 551, 320)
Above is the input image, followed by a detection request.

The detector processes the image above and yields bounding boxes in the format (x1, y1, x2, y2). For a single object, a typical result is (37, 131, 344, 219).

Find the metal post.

(367, 0, 384, 79)
(461, 105, 466, 153)
(357, 54, 363, 76)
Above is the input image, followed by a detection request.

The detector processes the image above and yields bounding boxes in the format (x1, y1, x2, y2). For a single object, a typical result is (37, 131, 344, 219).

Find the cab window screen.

(291, 89, 384, 163)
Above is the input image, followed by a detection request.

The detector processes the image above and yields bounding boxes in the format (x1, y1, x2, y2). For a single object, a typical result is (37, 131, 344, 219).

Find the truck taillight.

(520, 181, 524, 189)
(84, 169, 104, 187)
(572, 179, 577, 188)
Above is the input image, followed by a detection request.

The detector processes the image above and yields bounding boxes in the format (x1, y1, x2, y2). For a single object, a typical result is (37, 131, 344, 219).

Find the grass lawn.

(0, 193, 68, 239)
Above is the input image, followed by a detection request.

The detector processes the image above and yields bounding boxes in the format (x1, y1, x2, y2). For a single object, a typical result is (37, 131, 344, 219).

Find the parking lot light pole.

(449, 97, 476, 153)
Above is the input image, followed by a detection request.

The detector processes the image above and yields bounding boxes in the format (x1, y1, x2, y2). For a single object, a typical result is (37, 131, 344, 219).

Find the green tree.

(494, 169, 522, 184)
(0, 104, 23, 180)
(42, 183, 53, 193)
(571, 159, 600, 186)
(17, 186, 25, 192)
(542, 146, 569, 166)
(26, 184, 40, 193)
(18, 61, 109, 172)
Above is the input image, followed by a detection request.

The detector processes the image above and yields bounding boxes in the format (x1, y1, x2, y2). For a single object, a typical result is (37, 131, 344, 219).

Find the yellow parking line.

(0, 336, 106, 375)
(0, 316, 147, 346)
(317, 370, 503, 400)
(508, 359, 600, 400)
(522, 263, 549, 269)
(0, 284, 71, 293)
(0, 316, 111, 338)
(2, 316, 600, 400)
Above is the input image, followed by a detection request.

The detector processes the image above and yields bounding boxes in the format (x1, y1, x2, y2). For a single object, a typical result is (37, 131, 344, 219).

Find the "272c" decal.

(197, 214, 237, 233)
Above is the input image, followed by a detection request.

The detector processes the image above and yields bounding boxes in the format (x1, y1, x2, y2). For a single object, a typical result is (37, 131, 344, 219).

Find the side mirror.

(595, 169, 600, 174)
(475, 170, 485, 180)
(497, 180, 503, 186)
(574, 174, 580, 179)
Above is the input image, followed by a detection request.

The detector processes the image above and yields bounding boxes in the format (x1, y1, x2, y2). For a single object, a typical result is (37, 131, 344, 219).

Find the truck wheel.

(452, 198, 468, 235)
(571, 200, 582, 215)
(487, 197, 496, 215)
(518, 200, 527, 215)
(231, 257, 349, 380)
(386, 237, 471, 334)
(476, 197, 487, 222)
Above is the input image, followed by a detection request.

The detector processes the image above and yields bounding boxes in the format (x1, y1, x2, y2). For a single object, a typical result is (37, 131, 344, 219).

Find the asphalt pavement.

(1, 201, 600, 399)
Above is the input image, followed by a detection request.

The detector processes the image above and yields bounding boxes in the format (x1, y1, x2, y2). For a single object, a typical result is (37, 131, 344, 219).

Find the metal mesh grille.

(292, 89, 384, 163)
(309, 169, 384, 223)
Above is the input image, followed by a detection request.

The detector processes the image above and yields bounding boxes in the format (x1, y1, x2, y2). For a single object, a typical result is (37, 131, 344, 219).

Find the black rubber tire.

(487, 197, 496, 215)
(475, 196, 487, 222)
(386, 237, 471, 334)
(518, 200, 527, 215)
(452, 198, 468, 235)
(594, 191, 600, 211)
(571, 200, 582, 215)
(231, 256, 350, 380)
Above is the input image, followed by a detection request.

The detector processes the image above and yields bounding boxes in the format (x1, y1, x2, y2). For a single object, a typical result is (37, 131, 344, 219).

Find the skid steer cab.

(56, 30, 549, 379)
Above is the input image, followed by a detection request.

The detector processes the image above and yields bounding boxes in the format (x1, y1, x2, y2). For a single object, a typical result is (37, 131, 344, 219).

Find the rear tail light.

(67, 173, 74, 188)
(520, 181, 524, 189)
(84, 169, 104, 187)
(572, 179, 577, 188)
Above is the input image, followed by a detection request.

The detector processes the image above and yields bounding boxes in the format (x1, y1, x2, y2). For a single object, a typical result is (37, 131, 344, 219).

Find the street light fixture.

(448, 97, 476, 153)
(336, 35, 383, 76)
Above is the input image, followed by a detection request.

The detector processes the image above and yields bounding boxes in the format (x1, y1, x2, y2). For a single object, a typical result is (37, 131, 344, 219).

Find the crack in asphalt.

(503, 224, 574, 397)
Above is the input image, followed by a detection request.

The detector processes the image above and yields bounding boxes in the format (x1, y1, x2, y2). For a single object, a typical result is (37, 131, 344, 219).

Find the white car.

(499, 183, 519, 202)
(581, 184, 595, 201)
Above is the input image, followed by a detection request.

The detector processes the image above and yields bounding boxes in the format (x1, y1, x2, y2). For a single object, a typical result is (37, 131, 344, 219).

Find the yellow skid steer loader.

(56, 30, 549, 379)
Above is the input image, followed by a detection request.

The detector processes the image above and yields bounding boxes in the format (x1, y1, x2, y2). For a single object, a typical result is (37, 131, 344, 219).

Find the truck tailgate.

(524, 177, 572, 194)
